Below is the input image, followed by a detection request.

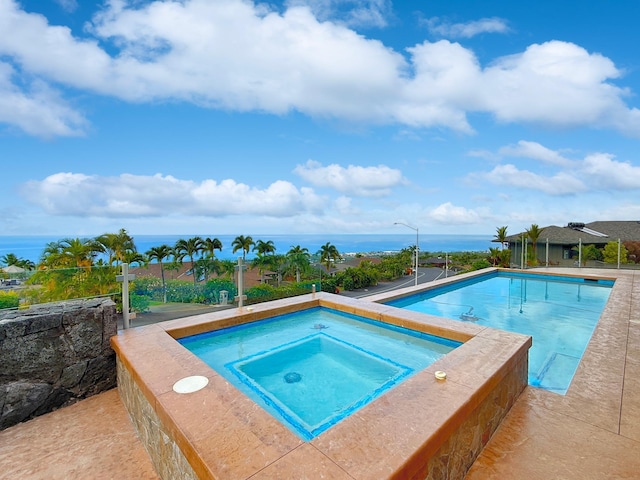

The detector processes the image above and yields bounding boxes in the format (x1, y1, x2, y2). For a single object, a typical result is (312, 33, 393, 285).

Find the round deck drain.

(284, 372, 302, 383)
(173, 375, 209, 394)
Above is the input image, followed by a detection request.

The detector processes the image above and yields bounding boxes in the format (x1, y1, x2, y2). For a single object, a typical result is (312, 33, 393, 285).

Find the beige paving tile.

(0, 389, 158, 480)
(466, 388, 640, 480)
(250, 444, 353, 480)
(620, 356, 640, 442)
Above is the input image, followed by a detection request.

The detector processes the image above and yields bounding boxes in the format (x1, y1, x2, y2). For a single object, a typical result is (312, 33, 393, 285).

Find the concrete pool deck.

(1, 267, 639, 479)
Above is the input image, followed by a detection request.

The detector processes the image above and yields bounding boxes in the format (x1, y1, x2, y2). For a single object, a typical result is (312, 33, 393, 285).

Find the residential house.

(501, 221, 640, 267)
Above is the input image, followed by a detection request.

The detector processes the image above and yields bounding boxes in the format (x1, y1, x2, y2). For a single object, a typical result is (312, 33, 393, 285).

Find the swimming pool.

(179, 307, 460, 440)
(385, 271, 613, 394)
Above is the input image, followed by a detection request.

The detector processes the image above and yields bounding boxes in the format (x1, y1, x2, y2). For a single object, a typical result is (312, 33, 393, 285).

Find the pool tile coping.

(111, 291, 531, 480)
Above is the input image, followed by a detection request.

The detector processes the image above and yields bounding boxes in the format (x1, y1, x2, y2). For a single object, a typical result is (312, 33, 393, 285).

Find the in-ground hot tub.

(111, 292, 531, 479)
(178, 306, 461, 441)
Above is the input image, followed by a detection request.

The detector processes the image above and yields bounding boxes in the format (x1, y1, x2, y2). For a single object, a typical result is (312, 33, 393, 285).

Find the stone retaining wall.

(0, 298, 117, 430)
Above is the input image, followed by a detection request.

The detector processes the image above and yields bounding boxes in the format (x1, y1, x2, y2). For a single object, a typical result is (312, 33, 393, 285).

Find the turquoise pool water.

(179, 307, 460, 440)
(386, 272, 613, 395)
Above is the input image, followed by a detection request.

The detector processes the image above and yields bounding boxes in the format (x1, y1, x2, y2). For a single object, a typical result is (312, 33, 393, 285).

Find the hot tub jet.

(284, 372, 302, 383)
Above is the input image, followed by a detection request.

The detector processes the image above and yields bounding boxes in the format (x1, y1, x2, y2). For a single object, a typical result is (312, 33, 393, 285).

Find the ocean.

(0, 233, 493, 264)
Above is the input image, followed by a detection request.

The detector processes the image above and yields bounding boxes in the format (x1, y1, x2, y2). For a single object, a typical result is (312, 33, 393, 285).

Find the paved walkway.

(0, 389, 159, 480)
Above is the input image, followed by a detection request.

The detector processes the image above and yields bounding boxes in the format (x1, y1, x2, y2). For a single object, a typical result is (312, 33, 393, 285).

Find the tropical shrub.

(131, 276, 164, 300)
(335, 265, 379, 291)
(499, 249, 511, 267)
(0, 291, 19, 309)
(27, 265, 119, 303)
(130, 294, 151, 313)
(319, 277, 338, 293)
(603, 241, 628, 264)
(202, 278, 237, 304)
(470, 259, 491, 271)
(376, 256, 407, 280)
(572, 244, 603, 266)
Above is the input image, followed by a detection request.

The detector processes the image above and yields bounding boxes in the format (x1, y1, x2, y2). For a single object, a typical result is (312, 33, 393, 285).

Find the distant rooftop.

(502, 220, 640, 245)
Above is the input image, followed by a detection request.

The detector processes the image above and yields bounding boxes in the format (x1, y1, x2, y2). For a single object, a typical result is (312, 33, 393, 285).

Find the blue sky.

(1, 0, 639, 238)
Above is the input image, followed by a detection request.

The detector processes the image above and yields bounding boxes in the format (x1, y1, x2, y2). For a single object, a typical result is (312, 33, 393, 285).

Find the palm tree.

(253, 239, 276, 256)
(96, 229, 136, 266)
(286, 245, 310, 282)
(41, 237, 105, 268)
(318, 242, 341, 275)
(494, 226, 508, 250)
(174, 236, 205, 285)
(251, 254, 272, 284)
(526, 224, 543, 266)
(203, 237, 223, 258)
(270, 253, 287, 286)
(34, 238, 111, 302)
(231, 235, 254, 261)
(251, 240, 276, 283)
(216, 259, 236, 279)
(488, 247, 502, 266)
(0, 253, 35, 270)
(1, 253, 19, 267)
(198, 237, 223, 282)
(146, 245, 173, 303)
(121, 251, 146, 267)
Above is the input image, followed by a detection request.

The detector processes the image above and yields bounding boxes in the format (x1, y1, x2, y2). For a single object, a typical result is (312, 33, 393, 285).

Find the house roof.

(329, 256, 382, 273)
(502, 221, 640, 246)
(425, 257, 450, 266)
(130, 261, 264, 287)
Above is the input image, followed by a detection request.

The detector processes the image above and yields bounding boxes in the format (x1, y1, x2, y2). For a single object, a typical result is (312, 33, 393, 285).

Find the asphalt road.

(339, 266, 450, 298)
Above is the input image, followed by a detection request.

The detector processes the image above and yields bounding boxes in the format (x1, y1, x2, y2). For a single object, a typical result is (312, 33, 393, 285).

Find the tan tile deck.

(1, 268, 638, 479)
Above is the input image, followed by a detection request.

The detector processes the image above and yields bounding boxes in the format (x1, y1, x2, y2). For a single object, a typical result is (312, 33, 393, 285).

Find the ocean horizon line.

(1, 233, 495, 264)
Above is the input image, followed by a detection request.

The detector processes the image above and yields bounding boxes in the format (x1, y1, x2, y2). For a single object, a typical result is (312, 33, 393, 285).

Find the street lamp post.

(394, 222, 419, 286)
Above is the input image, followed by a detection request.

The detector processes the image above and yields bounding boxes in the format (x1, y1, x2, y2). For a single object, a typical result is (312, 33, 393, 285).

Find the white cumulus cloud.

(20, 172, 326, 218)
(426, 202, 483, 224)
(580, 153, 640, 189)
(0, 1, 639, 137)
(480, 164, 586, 195)
(293, 159, 405, 196)
(0, 62, 86, 137)
(479, 41, 639, 132)
(475, 143, 640, 195)
(499, 140, 573, 166)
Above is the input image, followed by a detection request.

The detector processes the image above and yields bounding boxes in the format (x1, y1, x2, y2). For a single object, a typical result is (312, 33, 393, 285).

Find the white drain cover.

(173, 375, 209, 394)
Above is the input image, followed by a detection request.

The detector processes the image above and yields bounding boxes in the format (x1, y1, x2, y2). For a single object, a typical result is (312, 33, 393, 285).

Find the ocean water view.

(0, 234, 493, 264)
